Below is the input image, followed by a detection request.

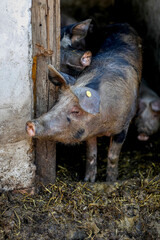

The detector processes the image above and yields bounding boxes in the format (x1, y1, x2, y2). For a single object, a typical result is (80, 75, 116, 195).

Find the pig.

(60, 18, 101, 54)
(135, 81, 160, 141)
(49, 48, 92, 87)
(60, 19, 93, 79)
(26, 23, 142, 182)
(61, 19, 92, 50)
(60, 47, 92, 77)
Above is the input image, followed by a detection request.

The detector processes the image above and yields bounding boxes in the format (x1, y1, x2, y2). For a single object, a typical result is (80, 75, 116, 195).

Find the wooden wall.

(32, 0, 60, 185)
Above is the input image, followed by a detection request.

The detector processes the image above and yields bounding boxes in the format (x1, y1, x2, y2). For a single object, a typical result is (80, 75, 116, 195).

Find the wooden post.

(32, 0, 60, 185)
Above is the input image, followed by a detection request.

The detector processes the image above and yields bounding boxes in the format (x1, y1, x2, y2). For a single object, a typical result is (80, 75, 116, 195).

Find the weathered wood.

(32, 0, 60, 185)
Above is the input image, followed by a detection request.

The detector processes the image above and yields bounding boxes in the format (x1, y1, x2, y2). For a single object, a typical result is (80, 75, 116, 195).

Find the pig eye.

(70, 106, 82, 117)
(67, 117, 71, 123)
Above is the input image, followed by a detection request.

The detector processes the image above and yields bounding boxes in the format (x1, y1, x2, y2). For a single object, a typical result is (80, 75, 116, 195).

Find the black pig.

(50, 49, 92, 87)
(61, 19, 92, 50)
(26, 23, 142, 182)
(60, 18, 103, 55)
(60, 48, 92, 77)
(135, 82, 160, 141)
(60, 19, 92, 78)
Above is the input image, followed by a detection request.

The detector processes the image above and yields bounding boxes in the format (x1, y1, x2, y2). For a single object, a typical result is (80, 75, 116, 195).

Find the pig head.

(135, 82, 160, 141)
(26, 65, 100, 144)
(60, 19, 92, 77)
(60, 48, 92, 77)
(61, 19, 92, 50)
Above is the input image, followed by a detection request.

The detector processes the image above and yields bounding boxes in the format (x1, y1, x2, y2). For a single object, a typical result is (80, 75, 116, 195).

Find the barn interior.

(61, 0, 160, 95)
(57, 0, 160, 182)
(1, 1, 160, 239)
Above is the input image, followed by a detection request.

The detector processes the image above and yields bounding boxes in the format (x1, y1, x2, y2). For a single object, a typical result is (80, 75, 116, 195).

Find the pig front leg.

(106, 130, 127, 182)
(84, 137, 97, 182)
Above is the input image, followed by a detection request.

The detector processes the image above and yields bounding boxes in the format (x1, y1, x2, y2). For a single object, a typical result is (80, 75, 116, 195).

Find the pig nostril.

(26, 121, 35, 137)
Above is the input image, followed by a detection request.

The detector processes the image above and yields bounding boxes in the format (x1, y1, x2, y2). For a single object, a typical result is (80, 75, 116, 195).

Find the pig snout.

(26, 121, 36, 137)
(137, 133, 149, 141)
(81, 51, 92, 67)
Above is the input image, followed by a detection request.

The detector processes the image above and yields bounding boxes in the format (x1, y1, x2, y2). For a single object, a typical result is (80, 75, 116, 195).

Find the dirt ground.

(0, 130, 160, 240)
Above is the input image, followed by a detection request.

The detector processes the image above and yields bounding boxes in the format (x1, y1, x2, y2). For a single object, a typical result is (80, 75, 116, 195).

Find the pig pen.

(0, 139, 160, 240)
(1, 0, 160, 239)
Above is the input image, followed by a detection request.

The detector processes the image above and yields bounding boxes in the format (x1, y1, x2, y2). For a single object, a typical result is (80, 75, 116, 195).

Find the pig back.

(75, 23, 142, 134)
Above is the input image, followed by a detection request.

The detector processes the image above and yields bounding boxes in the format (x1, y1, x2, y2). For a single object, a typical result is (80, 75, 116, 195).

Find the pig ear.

(48, 64, 76, 86)
(80, 51, 92, 67)
(71, 19, 92, 43)
(72, 87, 100, 114)
(66, 51, 92, 69)
(150, 99, 160, 113)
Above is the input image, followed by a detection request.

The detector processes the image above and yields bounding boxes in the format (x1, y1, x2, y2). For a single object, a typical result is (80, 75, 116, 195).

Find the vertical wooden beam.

(32, 0, 60, 185)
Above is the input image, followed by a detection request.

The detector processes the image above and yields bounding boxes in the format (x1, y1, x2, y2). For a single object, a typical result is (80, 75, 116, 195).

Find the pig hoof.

(106, 176, 117, 182)
(26, 121, 35, 137)
(106, 167, 118, 182)
(106, 171, 118, 182)
(84, 175, 96, 183)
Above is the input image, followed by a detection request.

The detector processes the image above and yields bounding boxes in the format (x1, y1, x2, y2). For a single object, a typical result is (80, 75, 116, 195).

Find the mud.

(0, 131, 160, 240)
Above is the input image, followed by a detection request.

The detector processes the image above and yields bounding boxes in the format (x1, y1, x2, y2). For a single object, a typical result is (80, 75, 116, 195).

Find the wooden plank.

(32, 0, 60, 185)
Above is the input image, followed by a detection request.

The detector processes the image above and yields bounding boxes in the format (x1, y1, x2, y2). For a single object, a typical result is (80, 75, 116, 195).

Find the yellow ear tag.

(86, 90, 92, 98)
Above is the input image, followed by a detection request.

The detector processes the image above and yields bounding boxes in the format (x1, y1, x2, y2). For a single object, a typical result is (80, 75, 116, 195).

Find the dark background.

(61, 0, 160, 95)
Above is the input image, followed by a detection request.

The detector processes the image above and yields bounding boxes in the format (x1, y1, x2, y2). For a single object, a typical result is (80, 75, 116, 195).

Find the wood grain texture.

(32, 0, 60, 185)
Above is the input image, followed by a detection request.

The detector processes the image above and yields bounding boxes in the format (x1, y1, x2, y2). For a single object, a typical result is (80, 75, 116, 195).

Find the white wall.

(0, 0, 35, 190)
